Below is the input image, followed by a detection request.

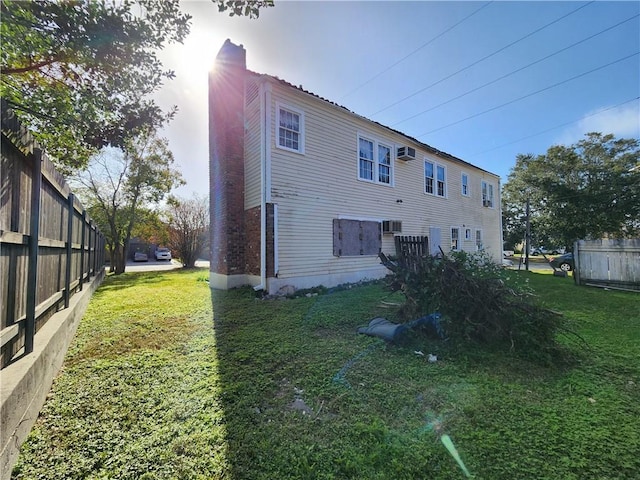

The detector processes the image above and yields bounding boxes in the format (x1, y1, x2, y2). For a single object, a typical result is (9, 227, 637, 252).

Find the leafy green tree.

(1, 0, 272, 171)
(503, 133, 640, 250)
(166, 194, 209, 268)
(73, 131, 183, 274)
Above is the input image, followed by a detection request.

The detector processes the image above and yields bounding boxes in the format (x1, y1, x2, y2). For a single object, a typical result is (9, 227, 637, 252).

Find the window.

(425, 160, 446, 197)
(277, 103, 304, 153)
(378, 145, 391, 184)
(359, 138, 374, 181)
(461, 173, 469, 196)
(465, 228, 472, 240)
(475, 229, 483, 251)
(481, 180, 494, 207)
(425, 161, 434, 194)
(451, 227, 460, 251)
(358, 135, 393, 185)
(437, 165, 446, 197)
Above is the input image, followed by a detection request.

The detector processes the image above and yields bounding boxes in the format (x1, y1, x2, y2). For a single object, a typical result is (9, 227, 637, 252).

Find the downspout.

(257, 82, 272, 291)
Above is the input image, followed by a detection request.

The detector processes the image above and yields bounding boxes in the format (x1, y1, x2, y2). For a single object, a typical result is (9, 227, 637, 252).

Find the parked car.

(531, 246, 565, 256)
(549, 252, 574, 271)
(155, 247, 172, 261)
(133, 251, 148, 262)
(502, 258, 514, 267)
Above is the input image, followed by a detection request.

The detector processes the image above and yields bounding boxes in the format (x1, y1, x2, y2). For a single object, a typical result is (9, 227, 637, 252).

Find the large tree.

(1, 0, 272, 171)
(73, 132, 183, 274)
(166, 194, 209, 268)
(503, 133, 640, 250)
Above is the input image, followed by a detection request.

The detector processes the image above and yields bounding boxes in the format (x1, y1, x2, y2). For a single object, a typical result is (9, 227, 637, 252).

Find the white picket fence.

(574, 239, 640, 291)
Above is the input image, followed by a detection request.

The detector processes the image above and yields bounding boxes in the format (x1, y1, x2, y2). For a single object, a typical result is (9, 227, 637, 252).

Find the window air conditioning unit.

(382, 220, 402, 234)
(397, 146, 416, 161)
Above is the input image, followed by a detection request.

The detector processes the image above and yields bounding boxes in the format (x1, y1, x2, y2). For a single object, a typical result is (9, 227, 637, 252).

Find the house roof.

(247, 69, 499, 179)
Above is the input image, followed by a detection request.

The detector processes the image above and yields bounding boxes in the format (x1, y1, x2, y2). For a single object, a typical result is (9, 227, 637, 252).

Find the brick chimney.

(209, 40, 247, 277)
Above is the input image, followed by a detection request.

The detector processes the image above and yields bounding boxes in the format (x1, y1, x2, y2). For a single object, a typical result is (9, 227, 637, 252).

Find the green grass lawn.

(12, 270, 640, 479)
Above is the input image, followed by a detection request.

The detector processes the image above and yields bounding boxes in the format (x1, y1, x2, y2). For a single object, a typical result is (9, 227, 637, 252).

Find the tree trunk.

(108, 246, 116, 273)
(114, 244, 126, 274)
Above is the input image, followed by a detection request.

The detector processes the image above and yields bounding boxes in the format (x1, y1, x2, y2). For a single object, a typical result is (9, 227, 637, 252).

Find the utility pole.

(525, 197, 530, 271)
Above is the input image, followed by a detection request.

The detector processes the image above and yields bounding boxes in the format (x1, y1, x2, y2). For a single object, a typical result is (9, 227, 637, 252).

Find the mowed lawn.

(12, 269, 640, 479)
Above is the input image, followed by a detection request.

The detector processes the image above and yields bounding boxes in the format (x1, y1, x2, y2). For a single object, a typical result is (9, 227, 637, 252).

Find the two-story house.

(209, 40, 502, 294)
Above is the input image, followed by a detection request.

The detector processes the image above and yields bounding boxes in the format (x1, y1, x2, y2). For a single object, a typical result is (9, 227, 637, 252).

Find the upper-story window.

(276, 103, 304, 154)
(425, 160, 446, 197)
(481, 180, 494, 208)
(461, 173, 469, 196)
(358, 135, 393, 185)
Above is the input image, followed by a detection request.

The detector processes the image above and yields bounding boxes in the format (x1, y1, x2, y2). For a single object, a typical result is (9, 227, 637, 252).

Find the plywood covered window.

(333, 219, 381, 257)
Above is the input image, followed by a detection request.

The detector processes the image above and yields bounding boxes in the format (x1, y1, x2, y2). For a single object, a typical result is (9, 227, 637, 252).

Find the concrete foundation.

(0, 271, 104, 479)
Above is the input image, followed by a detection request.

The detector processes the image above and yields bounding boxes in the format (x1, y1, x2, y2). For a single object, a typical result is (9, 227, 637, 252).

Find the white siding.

(264, 78, 502, 286)
(244, 79, 262, 209)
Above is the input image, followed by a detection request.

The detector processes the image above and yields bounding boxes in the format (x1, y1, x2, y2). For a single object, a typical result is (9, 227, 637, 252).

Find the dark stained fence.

(1, 102, 105, 368)
(394, 235, 429, 272)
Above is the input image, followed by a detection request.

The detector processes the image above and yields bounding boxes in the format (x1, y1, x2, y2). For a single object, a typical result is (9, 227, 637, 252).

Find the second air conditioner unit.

(397, 146, 416, 161)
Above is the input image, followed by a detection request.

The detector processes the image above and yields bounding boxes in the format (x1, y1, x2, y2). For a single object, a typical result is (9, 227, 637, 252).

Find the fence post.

(79, 210, 86, 290)
(25, 149, 43, 354)
(87, 220, 93, 278)
(64, 193, 74, 308)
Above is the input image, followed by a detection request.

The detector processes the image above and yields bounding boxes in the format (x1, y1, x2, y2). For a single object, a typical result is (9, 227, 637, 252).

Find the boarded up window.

(333, 219, 381, 257)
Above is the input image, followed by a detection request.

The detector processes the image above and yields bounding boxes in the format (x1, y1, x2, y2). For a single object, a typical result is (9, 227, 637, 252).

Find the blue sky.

(156, 1, 640, 197)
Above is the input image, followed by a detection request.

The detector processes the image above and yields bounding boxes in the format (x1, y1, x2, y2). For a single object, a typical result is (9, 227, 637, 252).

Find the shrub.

(382, 250, 563, 358)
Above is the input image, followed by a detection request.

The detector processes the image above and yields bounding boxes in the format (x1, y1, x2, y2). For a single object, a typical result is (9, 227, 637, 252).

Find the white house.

(209, 40, 503, 294)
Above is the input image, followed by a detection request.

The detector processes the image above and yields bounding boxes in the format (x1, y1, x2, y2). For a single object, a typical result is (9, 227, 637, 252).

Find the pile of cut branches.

(381, 250, 564, 358)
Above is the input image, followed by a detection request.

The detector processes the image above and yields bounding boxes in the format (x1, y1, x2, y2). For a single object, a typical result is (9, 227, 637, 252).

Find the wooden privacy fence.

(574, 238, 640, 291)
(395, 235, 429, 272)
(1, 102, 105, 368)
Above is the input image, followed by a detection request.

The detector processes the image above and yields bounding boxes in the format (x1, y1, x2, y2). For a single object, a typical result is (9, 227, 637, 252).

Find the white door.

(429, 227, 441, 255)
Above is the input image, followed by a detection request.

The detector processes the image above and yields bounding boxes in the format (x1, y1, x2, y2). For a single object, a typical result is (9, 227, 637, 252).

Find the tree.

(503, 133, 640, 250)
(167, 195, 209, 268)
(73, 131, 183, 274)
(1, 0, 272, 171)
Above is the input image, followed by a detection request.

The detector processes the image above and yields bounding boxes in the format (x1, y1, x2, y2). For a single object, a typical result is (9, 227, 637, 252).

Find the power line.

(337, 2, 493, 101)
(469, 97, 640, 157)
(391, 13, 640, 128)
(417, 52, 639, 137)
(368, 1, 594, 117)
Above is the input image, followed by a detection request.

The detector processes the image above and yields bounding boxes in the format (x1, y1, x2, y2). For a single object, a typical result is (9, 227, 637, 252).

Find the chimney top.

(216, 39, 246, 70)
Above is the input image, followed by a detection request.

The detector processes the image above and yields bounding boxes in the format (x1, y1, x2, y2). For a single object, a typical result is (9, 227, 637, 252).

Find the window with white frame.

(465, 228, 472, 241)
(461, 173, 469, 196)
(378, 144, 391, 184)
(358, 135, 393, 185)
(425, 160, 446, 197)
(475, 229, 483, 251)
(451, 227, 460, 251)
(481, 180, 494, 208)
(277, 103, 304, 153)
(437, 165, 446, 196)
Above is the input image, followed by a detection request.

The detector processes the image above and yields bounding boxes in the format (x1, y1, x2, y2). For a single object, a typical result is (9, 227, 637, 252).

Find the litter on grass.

(357, 313, 444, 341)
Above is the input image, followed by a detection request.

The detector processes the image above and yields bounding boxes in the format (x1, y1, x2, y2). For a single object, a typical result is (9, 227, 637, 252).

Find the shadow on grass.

(209, 274, 640, 479)
(209, 284, 481, 479)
